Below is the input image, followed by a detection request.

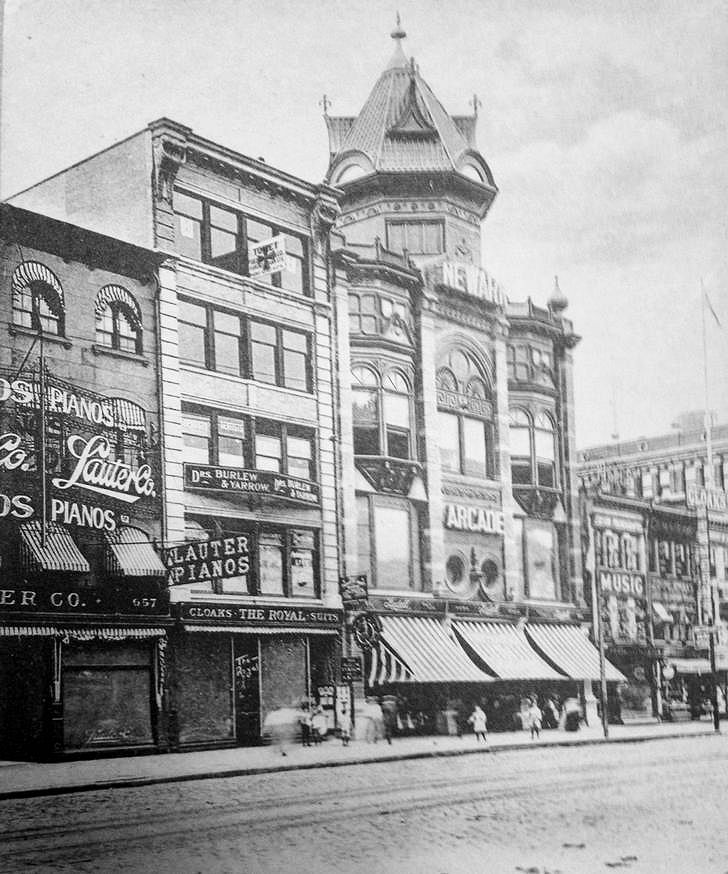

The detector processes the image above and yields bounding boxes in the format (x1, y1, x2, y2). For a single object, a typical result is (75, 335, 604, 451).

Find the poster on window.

(248, 234, 286, 277)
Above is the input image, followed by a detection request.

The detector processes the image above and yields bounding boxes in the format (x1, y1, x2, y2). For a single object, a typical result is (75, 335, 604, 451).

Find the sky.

(1, 0, 726, 448)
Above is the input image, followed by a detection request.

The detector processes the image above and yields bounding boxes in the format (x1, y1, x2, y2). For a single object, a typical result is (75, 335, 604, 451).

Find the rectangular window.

(182, 412, 212, 464)
(384, 393, 411, 459)
(255, 427, 282, 473)
(282, 329, 309, 392)
(259, 531, 285, 596)
(173, 190, 310, 294)
(287, 433, 313, 481)
(439, 412, 460, 473)
(386, 220, 444, 255)
(178, 300, 208, 367)
(174, 192, 203, 261)
(218, 416, 246, 467)
(374, 504, 412, 589)
(525, 520, 558, 600)
(289, 529, 316, 598)
(463, 417, 487, 478)
(212, 310, 242, 376)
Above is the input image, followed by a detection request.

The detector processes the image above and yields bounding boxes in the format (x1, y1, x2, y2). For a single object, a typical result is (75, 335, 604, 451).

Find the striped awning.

(368, 642, 414, 685)
(182, 625, 339, 635)
(376, 616, 492, 684)
(454, 621, 565, 680)
(105, 527, 166, 577)
(525, 623, 625, 683)
(0, 625, 166, 640)
(19, 522, 89, 574)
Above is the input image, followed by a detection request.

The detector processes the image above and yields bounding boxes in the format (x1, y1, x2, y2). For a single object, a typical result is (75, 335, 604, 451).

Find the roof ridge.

(415, 73, 457, 168)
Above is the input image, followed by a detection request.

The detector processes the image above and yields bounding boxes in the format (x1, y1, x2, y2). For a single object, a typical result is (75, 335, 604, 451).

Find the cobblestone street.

(0, 734, 726, 873)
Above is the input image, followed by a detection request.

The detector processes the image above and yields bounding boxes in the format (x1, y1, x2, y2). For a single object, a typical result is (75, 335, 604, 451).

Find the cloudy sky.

(2, 0, 726, 447)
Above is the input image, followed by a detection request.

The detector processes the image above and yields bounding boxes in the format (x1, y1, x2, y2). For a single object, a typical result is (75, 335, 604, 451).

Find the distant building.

(0, 204, 168, 760)
(326, 25, 619, 732)
(578, 416, 728, 722)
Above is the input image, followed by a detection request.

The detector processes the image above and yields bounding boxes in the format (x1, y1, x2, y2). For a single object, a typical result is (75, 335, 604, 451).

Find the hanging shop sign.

(686, 484, 728, 513)
(0, 585, 168, 615)
(248, 234, 286, 277)
(178, 601, 342, 629)
(341, 656, 363, 683)
(164, 535, 252, 586)
(444, 503, 504, 535)
(436, 261, 508, 308)
(184, 463, 320, 506)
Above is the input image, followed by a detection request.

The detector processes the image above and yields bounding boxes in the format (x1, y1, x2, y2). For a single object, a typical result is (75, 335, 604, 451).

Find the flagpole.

(700, 280, 720, 732)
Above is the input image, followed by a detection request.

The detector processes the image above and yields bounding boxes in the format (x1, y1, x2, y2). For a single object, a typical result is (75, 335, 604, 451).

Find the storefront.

(167, 602, 342, 748)
(357, 596, 623, 735)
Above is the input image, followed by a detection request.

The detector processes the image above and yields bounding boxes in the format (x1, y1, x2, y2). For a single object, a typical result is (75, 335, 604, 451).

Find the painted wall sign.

(178, 601, 342, 629)
(598, 570, 645, 599)
(592, 513, 643, 535)
(0, 376, 146, 431)
(0, 586, 168, 615)
(444, 503, 505, 535)
(184, 463, 319, 506)
(437, 261, 508, 308)
(164, 535, 252, 586)
(686, 484, 728, 512)
(341, 656, 363, 683)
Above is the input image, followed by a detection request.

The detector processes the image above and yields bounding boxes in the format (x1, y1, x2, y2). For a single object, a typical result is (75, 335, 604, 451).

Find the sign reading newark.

(179, 602, 342, 629)
(184, 463, 320, 506)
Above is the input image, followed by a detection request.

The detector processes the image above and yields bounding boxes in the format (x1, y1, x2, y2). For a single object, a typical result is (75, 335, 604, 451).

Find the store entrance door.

(234, 638, 261, 744)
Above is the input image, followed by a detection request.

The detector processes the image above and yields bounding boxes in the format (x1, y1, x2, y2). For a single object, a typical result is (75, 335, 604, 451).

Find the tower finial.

(470, 94, 482, 118)
(319, 94, 331, 116)
(391, 12, 406, 41)
(548, 274, 569, 313)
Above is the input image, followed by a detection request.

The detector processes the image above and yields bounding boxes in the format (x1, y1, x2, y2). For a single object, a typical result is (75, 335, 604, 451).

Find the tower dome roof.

(325, 22, 496, 196)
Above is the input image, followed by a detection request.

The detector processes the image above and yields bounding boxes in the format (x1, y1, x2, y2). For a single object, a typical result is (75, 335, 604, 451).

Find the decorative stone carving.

(356, 457, 422, 496)
(513, 487, 560, 519)
(311, 192, 341, 257)
(153, 138, 187, 205)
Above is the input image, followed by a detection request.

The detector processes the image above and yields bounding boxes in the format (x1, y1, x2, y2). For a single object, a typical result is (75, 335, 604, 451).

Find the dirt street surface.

(0, 735, 726, 874)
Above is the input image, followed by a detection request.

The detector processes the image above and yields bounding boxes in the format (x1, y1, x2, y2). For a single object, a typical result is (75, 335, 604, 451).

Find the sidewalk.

(0, 720, 720, 800)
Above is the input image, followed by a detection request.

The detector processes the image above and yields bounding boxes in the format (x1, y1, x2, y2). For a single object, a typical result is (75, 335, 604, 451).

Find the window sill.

(8, 324, 72, 349)
(91, 344, 149, 366)
(178, 362, 313, 396)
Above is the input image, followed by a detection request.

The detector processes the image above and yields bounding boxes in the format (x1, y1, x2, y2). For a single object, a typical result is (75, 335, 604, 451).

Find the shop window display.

(524, 520, 558, 600)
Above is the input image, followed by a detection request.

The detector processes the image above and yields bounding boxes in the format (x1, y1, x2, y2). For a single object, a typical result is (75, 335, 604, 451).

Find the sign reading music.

(184, 463, 319, 506)
(598, 569, 645, 599)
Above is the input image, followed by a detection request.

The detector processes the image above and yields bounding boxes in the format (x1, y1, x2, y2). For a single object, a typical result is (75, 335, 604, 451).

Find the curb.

(0, 729, 718, 801)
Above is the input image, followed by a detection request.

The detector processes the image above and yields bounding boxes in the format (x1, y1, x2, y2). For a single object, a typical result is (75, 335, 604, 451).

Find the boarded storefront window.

(173, 633, 234, 744)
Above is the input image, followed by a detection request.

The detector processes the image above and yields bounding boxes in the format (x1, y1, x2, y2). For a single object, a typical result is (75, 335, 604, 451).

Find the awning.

(376, 616, 492, 683)
(105, 527, 166, 577)
(525, 623, 625, 682)
(182, 625, 339, 635)
(19, 521, 89, 574)
(0, 625, 166, 640)
(454, 621, 565, 680)
(653, 602, 673, 623)
(668, 658, 712, 675)
(368, 642, 414, 685)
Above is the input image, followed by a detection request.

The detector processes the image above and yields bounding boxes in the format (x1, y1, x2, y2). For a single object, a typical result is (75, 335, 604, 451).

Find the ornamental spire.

(391, 12, 406, 42)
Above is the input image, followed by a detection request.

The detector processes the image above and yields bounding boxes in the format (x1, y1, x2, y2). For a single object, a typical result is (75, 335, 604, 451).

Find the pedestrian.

(339, 705, 351, 746)
(312, 704, 327, 744)
(299, 703, 312, 747)
(544, 696, 559, 729)
(467, 704, 488, 742)
(527, 699, 542, 739)
(381, 696, 397, 745)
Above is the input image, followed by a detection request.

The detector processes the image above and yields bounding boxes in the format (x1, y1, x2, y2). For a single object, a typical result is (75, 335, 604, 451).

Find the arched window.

(352, 366, 381, 455)
(351, 366, 413, 459)
(437, 349, 494, 478)
(11, 262, 65, 336)
(382, 370, 411, 459)
(534, 412, 556, 487)
(95, 285, 142, 353)
(509, 409, 532, 484)
(509, 409, 559, 487)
